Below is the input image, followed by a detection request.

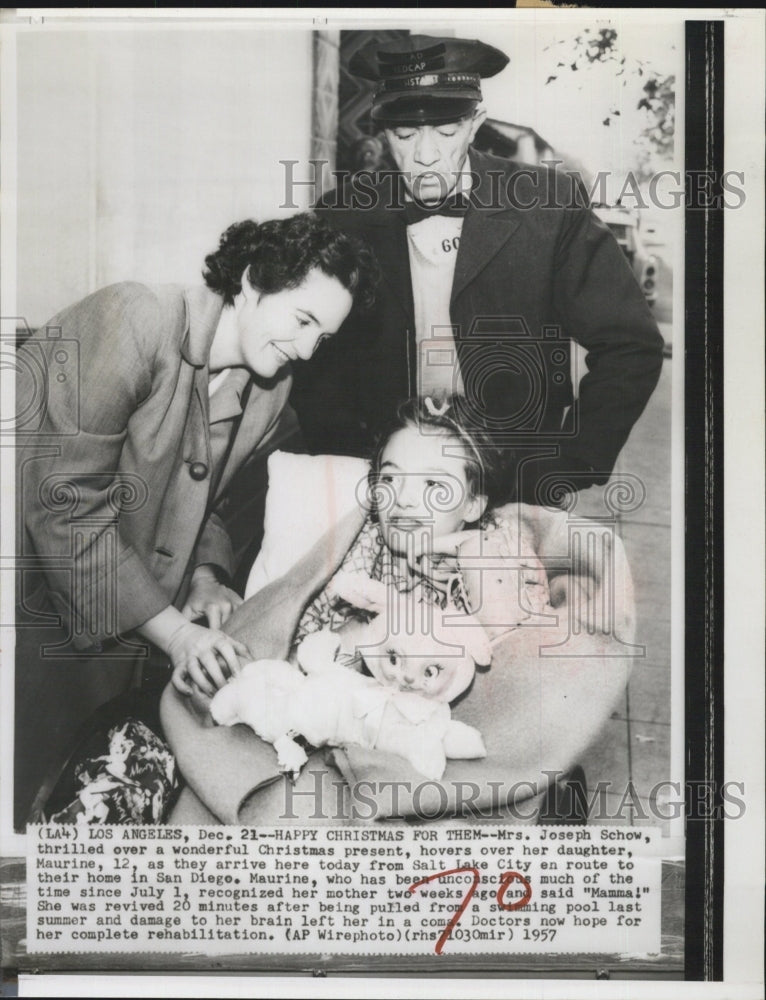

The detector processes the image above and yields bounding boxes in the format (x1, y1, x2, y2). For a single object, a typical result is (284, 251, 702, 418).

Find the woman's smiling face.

(223, 267, 353, 378)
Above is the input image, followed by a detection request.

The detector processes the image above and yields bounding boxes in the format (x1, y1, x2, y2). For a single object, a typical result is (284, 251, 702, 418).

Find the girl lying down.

(162, 395, 635, 824)
(210, 396, 556, 779)
(297, 394, 553, 644)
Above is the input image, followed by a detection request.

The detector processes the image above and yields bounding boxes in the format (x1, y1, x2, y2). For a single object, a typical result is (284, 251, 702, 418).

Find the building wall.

(311, 30, 340, 194)
(16, 27, 314, 327)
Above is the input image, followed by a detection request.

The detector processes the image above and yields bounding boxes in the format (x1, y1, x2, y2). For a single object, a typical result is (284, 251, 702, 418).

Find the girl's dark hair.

(370, 394, 503, 506)
(202, 213, 379, 308)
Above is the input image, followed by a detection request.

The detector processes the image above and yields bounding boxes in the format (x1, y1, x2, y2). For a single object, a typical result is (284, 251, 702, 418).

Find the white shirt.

(207, 368, 231, 397)
(406, 161, 473, 398)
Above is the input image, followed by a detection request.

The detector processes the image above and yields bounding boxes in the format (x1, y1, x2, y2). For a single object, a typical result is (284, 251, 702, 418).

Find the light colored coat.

(16, 281, 291, 649)
(14, 282, 290, 826)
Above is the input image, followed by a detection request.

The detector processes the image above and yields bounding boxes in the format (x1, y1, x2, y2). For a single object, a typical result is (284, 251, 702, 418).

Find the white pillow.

(244, 451, 370, 599)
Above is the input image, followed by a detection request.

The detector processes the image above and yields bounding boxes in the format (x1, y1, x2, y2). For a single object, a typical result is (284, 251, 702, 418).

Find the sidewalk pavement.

(572, 356, 673, 826)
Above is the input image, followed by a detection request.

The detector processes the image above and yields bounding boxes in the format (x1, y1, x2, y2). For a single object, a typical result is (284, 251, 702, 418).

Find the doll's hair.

(202, 214, 379, 309)
(370, 395, 502, 507)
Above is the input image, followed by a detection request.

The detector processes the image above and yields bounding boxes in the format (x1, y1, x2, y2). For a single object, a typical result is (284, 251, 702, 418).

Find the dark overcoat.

(291, 149, 664, 498)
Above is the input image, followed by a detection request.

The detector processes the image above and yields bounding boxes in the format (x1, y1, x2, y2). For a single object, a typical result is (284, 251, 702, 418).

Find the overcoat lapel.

(215, 370, 291, 496)
(451, 210, 521, 305)
(367, 209, 414, 324)
(180, 287, 218, 506)
(451, 151, 523, 305)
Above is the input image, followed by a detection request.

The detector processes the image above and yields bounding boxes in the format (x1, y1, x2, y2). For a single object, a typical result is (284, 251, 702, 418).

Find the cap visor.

(372, 95, 479, 126)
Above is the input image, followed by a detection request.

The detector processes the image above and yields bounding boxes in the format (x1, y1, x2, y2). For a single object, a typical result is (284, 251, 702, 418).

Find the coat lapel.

(451, 151, 523, 305)
(181, 286, 221, 503)
(367, 208, 414, 324)
(368, 157, 524, 319)
(215, 371, 287, 494)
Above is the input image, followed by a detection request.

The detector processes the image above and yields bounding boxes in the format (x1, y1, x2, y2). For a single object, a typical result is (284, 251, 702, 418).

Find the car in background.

(593, 204, 658, 308)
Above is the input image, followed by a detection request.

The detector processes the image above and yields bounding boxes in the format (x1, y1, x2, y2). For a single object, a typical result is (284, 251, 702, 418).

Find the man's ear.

(464, 492, 488, 525)
(469, 105, 488, 143)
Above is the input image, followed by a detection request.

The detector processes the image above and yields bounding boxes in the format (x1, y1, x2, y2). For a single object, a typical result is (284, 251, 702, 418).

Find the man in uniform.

(290, 34, 665, 504)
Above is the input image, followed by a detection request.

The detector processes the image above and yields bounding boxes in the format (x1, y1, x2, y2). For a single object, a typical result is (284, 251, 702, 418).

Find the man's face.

(384, 109, 485, 205)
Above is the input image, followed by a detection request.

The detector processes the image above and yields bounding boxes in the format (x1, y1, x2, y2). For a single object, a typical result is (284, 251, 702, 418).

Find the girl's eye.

(387, 651, 399, 667)
(424, 664, 442, 680)
(380, 474, 394, 484)
(298, 317, 310, 328)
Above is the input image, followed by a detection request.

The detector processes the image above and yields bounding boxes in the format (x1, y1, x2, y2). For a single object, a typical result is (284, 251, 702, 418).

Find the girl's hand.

(166, 620, 250, 698)
(330, 571, 389, 614)
(181, 566, 243, 629)
(410, 530, 480, 585)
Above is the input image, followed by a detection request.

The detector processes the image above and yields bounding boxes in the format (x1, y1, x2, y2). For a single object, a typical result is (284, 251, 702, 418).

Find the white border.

(2, 7, 764, 998)
(0, 14, 20, 859)
(721, 6, 766, 991)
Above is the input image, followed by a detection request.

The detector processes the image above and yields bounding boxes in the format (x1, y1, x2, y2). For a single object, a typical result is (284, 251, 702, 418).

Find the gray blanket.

(161, 504, 635, 824)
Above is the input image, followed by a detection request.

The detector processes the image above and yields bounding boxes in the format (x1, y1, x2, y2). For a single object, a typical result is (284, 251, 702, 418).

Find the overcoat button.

(189, 462, 208, 481)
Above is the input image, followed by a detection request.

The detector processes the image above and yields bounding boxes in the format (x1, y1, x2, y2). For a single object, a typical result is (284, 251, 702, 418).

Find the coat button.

(189, 462, 208, 481)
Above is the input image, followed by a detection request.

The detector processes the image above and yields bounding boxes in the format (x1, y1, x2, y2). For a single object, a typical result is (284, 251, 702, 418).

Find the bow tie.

(402, 193, 470, 226)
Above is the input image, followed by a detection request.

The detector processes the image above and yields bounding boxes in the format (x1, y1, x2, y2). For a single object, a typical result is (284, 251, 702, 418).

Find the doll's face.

(359, 606, 477, 703)
(376, 643, 458, 698)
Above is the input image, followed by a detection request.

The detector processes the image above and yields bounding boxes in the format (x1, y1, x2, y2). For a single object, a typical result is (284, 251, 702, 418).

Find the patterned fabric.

(50, 719, 178, 825)
(295, 516, 460, 643)
(485, 513, 551, 618)
(295, 510, 551, 646)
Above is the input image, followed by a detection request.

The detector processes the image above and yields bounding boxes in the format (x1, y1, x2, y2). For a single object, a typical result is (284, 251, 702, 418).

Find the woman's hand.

(138, 604, 250, 698)
(181, 565, 243, 629)
(166, 620, 250, 697)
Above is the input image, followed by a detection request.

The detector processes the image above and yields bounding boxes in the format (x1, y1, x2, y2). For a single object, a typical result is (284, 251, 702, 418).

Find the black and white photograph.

(0, 7, 762, 997)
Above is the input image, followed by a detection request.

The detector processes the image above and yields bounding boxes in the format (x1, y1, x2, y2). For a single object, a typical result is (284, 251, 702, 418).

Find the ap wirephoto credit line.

(0, 8, 763, 999)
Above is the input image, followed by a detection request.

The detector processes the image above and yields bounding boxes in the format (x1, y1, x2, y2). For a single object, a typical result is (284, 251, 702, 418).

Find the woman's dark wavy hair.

(202, 213, 379, 309)
(370, 394, 504, 511)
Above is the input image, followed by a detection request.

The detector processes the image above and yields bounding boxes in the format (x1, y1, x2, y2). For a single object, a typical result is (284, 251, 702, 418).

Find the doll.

(210, 584, 492, 781)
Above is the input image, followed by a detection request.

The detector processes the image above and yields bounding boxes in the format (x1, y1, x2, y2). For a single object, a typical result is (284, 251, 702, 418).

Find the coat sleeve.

(17, 284, 174, 649)
(552, 203, 665, 479)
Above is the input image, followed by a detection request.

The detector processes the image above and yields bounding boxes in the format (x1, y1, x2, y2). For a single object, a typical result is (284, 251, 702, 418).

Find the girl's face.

(214, 267, 353, 378)
(376, 427, 487, 557)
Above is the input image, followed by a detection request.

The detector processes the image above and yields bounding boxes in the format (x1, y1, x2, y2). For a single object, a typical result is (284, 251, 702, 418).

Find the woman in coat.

(13, 213, 377, 825)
